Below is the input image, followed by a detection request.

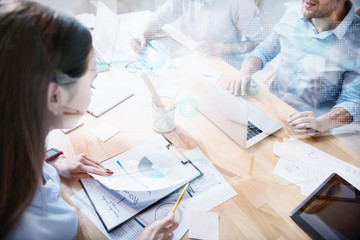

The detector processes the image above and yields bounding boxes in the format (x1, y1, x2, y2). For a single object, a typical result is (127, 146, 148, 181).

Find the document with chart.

(80, 135, 202, 232)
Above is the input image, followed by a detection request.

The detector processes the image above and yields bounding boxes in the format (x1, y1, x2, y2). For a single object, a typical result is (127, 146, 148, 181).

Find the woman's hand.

(137, 214, 178, 240)
(48, 153, 113, 179)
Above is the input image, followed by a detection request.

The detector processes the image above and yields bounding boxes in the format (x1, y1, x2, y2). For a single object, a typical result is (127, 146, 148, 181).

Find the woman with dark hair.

(0, 1, 177, 239)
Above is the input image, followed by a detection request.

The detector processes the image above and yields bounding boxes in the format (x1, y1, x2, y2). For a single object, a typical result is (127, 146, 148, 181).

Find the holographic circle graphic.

(230, 36, 255, 61)
(178, 98, 198, 118)
(155, 203, 183, 223)
(138, 154, 173, 178)
(246, 80, 260, 96)
(138, 40, 168, 70)
(293, 20, 336, 55)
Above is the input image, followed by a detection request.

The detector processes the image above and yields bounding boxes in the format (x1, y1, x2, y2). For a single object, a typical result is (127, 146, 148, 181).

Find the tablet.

(290, 173, 360, 240)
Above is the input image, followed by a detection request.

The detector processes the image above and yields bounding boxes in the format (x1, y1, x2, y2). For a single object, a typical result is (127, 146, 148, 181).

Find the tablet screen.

(290, 173, 360, 240)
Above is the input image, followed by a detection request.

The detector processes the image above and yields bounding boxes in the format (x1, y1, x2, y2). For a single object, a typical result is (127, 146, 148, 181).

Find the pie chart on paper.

(138, 153, 174, 178)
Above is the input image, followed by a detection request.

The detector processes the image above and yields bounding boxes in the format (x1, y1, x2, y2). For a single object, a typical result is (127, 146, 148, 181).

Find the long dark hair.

(0, 1, 92, 237)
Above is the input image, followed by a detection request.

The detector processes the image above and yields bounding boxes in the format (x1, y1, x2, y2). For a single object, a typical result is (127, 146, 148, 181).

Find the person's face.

(302, 0, 343, 19)
(59, 49, 96, 129)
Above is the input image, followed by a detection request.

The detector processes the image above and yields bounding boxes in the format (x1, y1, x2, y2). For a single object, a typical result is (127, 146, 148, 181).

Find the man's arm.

(228, 28, 281, 95)
(288, 107, 353, 135)
(131, 19, 163, 52)
(131, 0, 182, 52)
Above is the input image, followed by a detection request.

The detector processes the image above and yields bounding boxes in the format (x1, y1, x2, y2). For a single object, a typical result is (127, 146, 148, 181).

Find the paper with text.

(273, 138, 360, 196)
(82, 135, 201, 231)
(90, 135, 201, 192)
(73, 147, 236, 239)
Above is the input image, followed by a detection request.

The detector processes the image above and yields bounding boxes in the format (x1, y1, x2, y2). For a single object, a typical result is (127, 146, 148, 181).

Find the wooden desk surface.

(47, 53, 360, 240)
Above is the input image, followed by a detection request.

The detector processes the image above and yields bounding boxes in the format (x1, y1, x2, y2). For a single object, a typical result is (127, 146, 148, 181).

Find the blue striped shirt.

(7, 162, 78, 240)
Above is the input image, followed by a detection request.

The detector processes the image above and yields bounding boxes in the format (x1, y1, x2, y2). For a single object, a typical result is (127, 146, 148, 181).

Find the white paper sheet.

(90, 122, 120, 142)
(273, 138, 360, 196)
(189, 211, 219, 240)
(83, 135, 202, 230)
(90, 135, 201, 192)
(87, 74, 134, 117)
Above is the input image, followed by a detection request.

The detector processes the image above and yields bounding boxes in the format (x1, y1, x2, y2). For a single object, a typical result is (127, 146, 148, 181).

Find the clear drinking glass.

(152, 96, 176, 133)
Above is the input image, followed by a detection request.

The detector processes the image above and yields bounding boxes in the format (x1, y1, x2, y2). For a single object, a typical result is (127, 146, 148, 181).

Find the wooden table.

(47, 48, 360, 240)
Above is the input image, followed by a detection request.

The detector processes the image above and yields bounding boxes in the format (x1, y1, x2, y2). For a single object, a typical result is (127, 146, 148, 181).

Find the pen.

(171, 183, 189, 213)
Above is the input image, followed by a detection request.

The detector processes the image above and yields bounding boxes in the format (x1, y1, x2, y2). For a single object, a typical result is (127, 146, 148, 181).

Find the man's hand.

(288, 111, 321, 135)
(48, 154, 113, 179)
(131, 36, 146, 53)
(227, 71, 252, 96)
(288, 107, 353, 135)
(227, 56, 263, 96)
(137, 214, 178, 240)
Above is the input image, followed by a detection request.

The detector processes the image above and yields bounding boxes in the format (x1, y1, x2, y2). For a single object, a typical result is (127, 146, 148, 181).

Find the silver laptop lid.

(191, 81, 249, 148)
(190, 80, 282, 148)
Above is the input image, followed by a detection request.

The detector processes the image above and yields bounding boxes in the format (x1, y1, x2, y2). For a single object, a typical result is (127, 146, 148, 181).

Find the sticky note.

(91, 122, 120, 142)
(189, 211, 219, 240)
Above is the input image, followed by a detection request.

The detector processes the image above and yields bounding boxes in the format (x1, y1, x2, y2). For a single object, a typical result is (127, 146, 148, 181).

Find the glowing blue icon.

(294, 20, 336, 55)
(138, 40, 168, 70)
(179, 98, 198, 118)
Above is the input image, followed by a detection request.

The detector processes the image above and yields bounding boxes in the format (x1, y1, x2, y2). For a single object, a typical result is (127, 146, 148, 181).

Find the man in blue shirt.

(228, 0, 360, 135)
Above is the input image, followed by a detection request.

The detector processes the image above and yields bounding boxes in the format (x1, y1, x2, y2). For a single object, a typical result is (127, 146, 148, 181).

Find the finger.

(295, 129, 317, 135)
(226, 80, 231, 90)
(158, 214, 176, 228)
(166, 219, 179, 232)
(289, 117, 312, 127)
(81, 154, 107, 169)
(288, 112, 297, 118)
(131, 39, 140, 52)
(227, 80, 234, 94)
(82, 165, 112, 176)
(83, 159, 109, 173)
(234, 80, 242, 96)
(166, 232, 173, 240)
(288, 112, 310, 123)
(240, 77, 247, 96)
(294, 123, 313, 129)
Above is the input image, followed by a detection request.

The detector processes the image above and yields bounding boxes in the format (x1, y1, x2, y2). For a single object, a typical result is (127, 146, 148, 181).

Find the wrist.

(316, 116, 330, 132)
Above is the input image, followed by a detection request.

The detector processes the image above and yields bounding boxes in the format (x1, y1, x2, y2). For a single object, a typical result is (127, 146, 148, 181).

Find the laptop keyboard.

(247, 121, 263, 140)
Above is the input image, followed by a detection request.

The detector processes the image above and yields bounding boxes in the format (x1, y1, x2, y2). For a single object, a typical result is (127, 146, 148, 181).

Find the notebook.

(290, 173, 360, 240)
(87, 74, 134, 117)
(191, 80, 282, 148)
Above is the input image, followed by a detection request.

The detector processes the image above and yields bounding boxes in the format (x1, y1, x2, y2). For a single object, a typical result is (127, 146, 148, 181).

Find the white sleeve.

(152, 0, 184, 29)
(230, 0, 265, 43)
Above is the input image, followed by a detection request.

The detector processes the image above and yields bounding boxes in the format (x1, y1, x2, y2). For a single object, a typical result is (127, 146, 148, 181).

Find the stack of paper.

(273, 138, 360, 196)
(80, 135, 202, 232)
(72, 147, 237, 239)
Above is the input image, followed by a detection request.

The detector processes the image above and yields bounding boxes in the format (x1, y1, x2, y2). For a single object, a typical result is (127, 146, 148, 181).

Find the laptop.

(192, 81, 282, 148)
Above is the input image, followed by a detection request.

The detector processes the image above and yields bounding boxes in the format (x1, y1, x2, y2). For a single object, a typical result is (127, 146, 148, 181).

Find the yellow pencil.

(171, 183, 189, 213)
(167, 86, 182, 110)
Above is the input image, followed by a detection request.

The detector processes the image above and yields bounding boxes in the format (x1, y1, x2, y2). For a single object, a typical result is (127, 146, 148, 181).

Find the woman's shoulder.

(6, 163, 78, 240)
